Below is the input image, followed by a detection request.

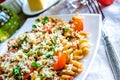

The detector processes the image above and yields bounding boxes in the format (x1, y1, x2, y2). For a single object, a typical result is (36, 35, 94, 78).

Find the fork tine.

(96, 0, 105, 19)
(87, 0, 96, 13)
(86, 0, 105, 20)
(92, 0, 100, 13)
(86, 1, 92, 13)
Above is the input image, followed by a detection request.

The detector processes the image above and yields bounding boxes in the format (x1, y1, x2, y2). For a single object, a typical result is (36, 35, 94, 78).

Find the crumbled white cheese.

(21, 41, 30, 50)
(18, 62, 30, 73)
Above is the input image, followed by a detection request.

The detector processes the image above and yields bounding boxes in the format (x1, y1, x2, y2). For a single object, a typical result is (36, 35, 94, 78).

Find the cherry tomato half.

(70, 18, 83, 32)
(98, 0, 114, 6)
(53, 52, 67, 70)
(73, 19, 83, 32)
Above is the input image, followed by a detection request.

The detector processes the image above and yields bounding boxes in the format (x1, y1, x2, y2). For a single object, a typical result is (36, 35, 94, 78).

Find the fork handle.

(102, 32, 120, 80)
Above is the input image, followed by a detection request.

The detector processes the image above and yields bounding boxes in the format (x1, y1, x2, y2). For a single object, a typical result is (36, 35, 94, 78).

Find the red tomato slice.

(98, 0, 114, 6)
(23, 66, 34, 79)
(7, 38, 16, 48)
(23, 73, 30, 79)
(42, 23, 52, 33)
(71, 19, 83, 32)
(0, 71, 2, 75)
(0, 71, 3, 80)
(67, 77, 73, 80)
(42, 26, 51, 33)
(53, 52, 67, 70)
(0, 77, 2, 80)
(7, 49, 18, 54)
(30, 66, 35, 72)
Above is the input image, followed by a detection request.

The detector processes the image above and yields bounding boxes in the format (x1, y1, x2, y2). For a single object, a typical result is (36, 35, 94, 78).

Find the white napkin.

(86, 39, 115, 80)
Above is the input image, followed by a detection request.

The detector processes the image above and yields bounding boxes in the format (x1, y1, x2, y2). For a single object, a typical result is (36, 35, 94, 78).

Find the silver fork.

(81, 0, 120, 80)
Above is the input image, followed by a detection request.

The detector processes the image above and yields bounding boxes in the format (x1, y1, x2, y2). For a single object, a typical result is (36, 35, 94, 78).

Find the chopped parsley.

(42, 16, 49, 25)
(12, 66, 22, 79)
(40, 43, 43, 46)
(36, 18, 40, 22)
(31, 61, 41, 69)
(53, 36, 57, 41)
(50, 42, 56, 52)
(32, 24, 37, 28)
(33, 48, 39, 54)
(37, 74, 46, 79)
(45, 51, 54, 58)
(63, 28, 70, 33)
(66, 36, 75, 41)
(55, 28, 59, 32)
(18, 35, 27, 47)
(25, 52, 30, 57)
(8, 46, 14, 50)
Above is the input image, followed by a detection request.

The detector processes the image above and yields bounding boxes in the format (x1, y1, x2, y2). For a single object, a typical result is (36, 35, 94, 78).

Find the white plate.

(22, 0, 59, 16)
(0, 14, 102, 80)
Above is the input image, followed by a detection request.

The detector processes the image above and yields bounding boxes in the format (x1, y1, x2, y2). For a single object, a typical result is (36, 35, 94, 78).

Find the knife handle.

(102, 33, 120, 80)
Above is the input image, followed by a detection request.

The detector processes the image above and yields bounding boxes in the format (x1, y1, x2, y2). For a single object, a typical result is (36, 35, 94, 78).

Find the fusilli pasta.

(0, 14, 90, 80)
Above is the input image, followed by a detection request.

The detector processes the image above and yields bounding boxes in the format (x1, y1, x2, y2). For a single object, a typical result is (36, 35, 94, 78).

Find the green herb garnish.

(45, 51, 54, 58)
(50, 42, 56, 52)
(8, 46, 14, 50)
(32, 24, 37, 28)
(42, 16, 48, 25)
(31, 61, 41, 69)
(53, 36, 57, 41)
(37, 74, 46, 79)
(25, 52, 30, 57)
(63, 28, 70, 33)
(18, 35, 27, 47)
(12, 66, 22, 79)
(55, 28, 59, 32)
(66, 36, 75, 41)
(36, 18, 40, 22)
(33, 48, 39, 54)
(40, 43, 43, 46)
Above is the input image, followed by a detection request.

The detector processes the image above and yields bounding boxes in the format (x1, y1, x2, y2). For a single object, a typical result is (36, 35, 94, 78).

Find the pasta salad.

(0, 14, 90, 80)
